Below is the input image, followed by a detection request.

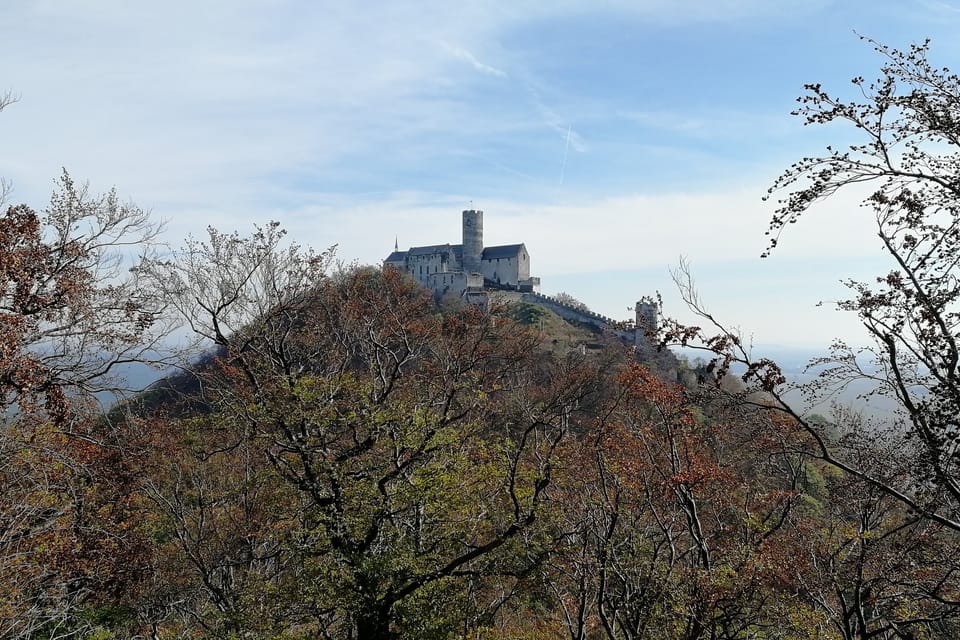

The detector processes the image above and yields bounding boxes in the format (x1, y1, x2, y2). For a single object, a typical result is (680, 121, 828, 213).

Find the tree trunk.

(355, 603, 396, 640)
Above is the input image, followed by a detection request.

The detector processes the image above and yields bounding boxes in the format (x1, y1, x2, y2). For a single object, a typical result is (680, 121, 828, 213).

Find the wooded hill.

(3, 215, 957, 638)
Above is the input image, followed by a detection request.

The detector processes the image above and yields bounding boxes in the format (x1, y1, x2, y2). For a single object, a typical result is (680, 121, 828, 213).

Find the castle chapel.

(384, 209, 541, 297)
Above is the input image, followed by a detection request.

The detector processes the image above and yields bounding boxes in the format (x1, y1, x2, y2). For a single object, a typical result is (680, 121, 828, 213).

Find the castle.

(384, 209, 541, 298)
(383, 210, 659, 356)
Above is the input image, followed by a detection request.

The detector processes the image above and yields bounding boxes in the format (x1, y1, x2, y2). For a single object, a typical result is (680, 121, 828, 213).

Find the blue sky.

(3, 0, 960, 349)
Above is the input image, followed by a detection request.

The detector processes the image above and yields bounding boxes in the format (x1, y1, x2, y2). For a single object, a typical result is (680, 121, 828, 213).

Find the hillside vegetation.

(2, 199, 957, 639)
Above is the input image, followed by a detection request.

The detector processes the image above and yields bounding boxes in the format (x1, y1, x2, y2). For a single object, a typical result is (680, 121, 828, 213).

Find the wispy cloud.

(530, 93, 587, 153)
(442, 42, 508, 77)
(917, 0, 960, 13)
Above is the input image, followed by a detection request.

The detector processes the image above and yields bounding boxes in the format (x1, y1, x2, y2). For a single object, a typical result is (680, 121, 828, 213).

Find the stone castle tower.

(462, 209, 483, 274)
(635, 297, 658, 334)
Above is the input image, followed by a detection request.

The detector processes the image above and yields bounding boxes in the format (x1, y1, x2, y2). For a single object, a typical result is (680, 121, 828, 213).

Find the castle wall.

(519, 292, 671, 376)
(518, 276, 540, 293)
(520, 292, 619, 332)
(406, 250, 456, 285)
(428, 271, 483, 297)
(481, 247, 528, 287)
(481, 255, 519, 286)
(517, 248, 530, 280)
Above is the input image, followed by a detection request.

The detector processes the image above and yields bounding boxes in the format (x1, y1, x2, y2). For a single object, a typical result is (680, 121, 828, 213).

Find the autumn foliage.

(3, 196, 960, 639)
(7, 38, 960, 637)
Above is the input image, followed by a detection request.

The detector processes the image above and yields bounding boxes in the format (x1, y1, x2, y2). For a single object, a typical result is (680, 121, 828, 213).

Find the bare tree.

(662, 38, 960, 533)
(1, 170, 170, 418)
(553, 291, 590, 312)
(0, 90, 20, 209)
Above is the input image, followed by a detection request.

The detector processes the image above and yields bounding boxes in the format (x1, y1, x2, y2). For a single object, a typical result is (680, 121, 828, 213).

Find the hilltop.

(131, 274, 680, 418)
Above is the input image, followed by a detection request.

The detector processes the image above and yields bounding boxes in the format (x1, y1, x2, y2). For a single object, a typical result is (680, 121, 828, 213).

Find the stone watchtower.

(462, 209, 483, 274)
(635, 296, 658, 347)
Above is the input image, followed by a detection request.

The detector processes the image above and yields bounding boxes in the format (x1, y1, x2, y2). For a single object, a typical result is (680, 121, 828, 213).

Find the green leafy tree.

(509, 301, 549, 326)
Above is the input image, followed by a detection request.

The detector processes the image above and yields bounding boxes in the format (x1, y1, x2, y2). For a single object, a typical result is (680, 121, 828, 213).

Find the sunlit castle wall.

(462, 209, 483, 274)
(480, 245, 528, 287)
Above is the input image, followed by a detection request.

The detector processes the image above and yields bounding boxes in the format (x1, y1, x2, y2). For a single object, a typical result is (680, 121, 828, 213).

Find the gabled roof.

(408, 243, 455, 257)
(387, 242, 526, 263)
(482, 244, 525, 260)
